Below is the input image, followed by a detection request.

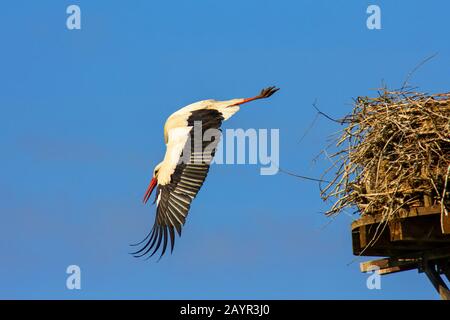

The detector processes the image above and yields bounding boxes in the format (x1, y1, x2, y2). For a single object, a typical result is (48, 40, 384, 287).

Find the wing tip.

(131, 224, 180, 260)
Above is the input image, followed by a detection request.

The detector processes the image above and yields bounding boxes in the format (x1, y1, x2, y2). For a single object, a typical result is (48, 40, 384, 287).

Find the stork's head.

(143, 162, 162, 204)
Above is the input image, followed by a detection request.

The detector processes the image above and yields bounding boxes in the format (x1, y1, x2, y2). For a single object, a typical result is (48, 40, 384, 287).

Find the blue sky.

(1, 0, 449, 299)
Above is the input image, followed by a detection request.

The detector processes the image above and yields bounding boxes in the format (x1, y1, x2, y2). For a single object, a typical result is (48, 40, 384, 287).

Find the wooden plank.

(389, 220, 403, 242)
(355, 242, 450, 257)
(351, 229, 362, 255)
(356, 223, 398, 256)
(360, 257, 418, 275)
(351, 205, 441, 230)
(351, 215, 378, 230)
(389, 215, 450, 242)
(442, 209, 450, 235)
(378, 266, 417, 275)
(359, 226, 367, 249)
(360, 258, 390, 272)
(408, 205, 441, 218)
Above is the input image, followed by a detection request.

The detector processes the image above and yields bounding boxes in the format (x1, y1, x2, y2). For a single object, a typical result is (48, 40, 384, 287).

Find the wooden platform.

(352, 205, 450, 299)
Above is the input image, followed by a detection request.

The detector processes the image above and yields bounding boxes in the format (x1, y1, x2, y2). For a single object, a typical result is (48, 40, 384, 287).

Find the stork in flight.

(131, 86, 279, 259)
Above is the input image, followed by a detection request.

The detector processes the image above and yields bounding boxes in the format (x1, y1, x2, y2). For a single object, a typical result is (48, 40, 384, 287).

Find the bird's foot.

(259, 86, 280, 99)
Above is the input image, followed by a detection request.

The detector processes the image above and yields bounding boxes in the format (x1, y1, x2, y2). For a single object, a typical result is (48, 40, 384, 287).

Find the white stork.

(131, 86, 279, 259)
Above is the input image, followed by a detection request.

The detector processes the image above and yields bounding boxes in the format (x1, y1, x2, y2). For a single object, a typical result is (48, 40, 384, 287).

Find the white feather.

(158, 126, 192, 185)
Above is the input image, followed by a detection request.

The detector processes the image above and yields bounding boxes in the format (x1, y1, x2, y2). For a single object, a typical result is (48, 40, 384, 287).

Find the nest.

(321, 89, 450, 223)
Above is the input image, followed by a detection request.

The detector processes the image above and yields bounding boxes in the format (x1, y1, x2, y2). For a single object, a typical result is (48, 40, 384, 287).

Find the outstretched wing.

(132, 109, 224, 259)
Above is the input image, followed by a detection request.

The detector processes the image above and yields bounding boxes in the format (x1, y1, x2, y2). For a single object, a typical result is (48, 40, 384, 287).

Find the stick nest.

(321, 89, 450, 222)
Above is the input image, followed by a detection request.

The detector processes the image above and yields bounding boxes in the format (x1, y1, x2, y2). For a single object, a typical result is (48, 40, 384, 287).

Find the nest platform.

(353, 206, 450, 299)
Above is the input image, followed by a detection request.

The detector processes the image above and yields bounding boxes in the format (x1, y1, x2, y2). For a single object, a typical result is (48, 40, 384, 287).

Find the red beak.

(143, 177, 158, 204)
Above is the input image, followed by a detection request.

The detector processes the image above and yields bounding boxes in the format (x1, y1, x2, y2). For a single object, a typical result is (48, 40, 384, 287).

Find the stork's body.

(132, 87, 279, 259)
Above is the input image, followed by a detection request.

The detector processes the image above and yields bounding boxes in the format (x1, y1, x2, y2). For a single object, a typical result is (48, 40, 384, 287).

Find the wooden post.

(423, 261, 450, 300)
